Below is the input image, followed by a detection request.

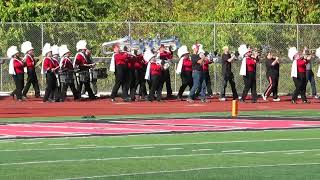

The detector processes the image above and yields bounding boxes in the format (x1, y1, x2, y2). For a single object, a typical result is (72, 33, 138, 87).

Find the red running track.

(0, 96, 319, 118)
(1, 119, 320, 138)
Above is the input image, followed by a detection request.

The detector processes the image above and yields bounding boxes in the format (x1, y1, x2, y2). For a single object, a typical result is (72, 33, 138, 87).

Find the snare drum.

(60, 71, 74, 83)
(78, 71, 90, 82)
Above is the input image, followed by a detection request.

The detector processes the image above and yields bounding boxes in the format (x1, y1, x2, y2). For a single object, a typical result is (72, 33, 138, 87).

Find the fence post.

(128, 21, 131, 37)
(213, 23, 218, 94)
(0, 64, 3, 91)
(41, 23, 44, 93)
(259, 63, 262, 94)
(296, 24, 299, 50)
(174, 63, 177, 93)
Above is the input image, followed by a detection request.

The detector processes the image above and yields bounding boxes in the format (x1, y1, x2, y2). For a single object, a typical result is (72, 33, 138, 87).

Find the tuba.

(154, 36, 181, 51)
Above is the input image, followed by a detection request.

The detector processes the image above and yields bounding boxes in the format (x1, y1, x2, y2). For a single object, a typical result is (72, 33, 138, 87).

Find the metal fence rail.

(0, 22, 320, 95)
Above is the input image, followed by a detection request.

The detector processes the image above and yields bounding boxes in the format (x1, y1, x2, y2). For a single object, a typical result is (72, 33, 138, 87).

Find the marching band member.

(219, 46, 238, 101)
(126, 47, 137, 101)
(110, 43, 130, 102)
(21, 41, 40, 98)
(85, 49, 98, 95)
(158, 44, 173, 98)
(145, 50, 163, 102)
(196, 52, 213, 97)
(42, 43, 59, 102)
(289, 47, 310, 104)
(50, 45, 61, 101)
(262, 52, 280, 102)
(59, 45, 80, 101)
(303, 47, 318, 99)
(176, 45, 193, 100)
(187, 44, 208, 103)
(134, 50, 148, 100)
(74, 40, 96, 100)
(239, 45, 258, 103)
(8, 46, 24, 101)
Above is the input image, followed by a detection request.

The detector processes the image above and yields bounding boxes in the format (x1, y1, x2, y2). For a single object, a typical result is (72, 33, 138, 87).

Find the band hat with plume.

(51, 45, 59, 55)
(238, 44, 249, 58)
(288, 47, 298, 61)
(177, 45, 189, 58)
(76, 40, 87, 51)
(59, 45, 70, 57)
(7, 46, 19, 58)
(315, 47, 320, 59)
(42, 43, 52, 56)
(21, 41, 34, 54)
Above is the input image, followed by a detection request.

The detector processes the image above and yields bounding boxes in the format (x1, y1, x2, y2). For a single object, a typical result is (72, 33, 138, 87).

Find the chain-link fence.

(0, 22, 320, 95)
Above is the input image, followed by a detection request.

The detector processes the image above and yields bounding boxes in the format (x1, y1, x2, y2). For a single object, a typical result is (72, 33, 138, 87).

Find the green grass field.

(1, 110, 320, 180)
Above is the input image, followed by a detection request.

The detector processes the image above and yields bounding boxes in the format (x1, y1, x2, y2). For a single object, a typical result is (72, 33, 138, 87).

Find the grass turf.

(1, 129, 320, 179)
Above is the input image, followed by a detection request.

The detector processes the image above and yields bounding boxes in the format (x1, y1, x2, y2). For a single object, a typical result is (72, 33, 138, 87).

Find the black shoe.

(110, 98, 116, 102)
(291, 100, 297, 104)
(10, 92, 15, 100)
(89, 96, 98, 100)
(303, 100, 310, 104)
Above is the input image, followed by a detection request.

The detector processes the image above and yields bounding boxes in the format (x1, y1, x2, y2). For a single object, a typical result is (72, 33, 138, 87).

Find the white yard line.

(192, 149, 212, 152)
(55, 162, 320, 180)
(222, 150, 242, 153)
(48, 143, 69, 146)
(165, 148, 183, 150)
(1, 137, 320, 152)
(0, 148, 319, 166)
(285, 152, 305, 155)
(132, 147, 154, 150)
(22, 142, 43, 145)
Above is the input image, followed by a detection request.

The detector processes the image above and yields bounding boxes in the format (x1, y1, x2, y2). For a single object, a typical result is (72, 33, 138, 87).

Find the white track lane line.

(1, 137, 320, 152)
(55, 162, 320, 180)
(0, 148, 319, 166)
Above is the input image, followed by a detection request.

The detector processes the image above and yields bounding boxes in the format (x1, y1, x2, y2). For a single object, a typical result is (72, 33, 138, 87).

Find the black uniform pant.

(49, 74, 61, 101)
(12, 74, 24, 100)
(23, 69, 40, 97)
(61, 82, 79, 101)
(135, 68, 147, 98)
(220, 73, 238, 99)
(241, 72, 257, 101)
(79, 81, 95, 98)
(128, 68, 136, 100)
(264, 74, 279, 99)
(178, 71, 193, 97)
(306, 70, 317, 96)
(196, 71, 212, 96)
(43, 72, 57, 101)
(111, 65, 129, 99)
(292, 73, 307, 101)
(149, 74, 163, 101)
(162, 69, 172, 96)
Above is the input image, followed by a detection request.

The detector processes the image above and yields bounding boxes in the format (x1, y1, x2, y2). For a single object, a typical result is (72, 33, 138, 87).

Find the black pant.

(292, 73, 307, 101)
(220, 73, 238, 99)
(128, 68, 136, 100)
(81, 80, 97, 95)
(264, 74, 279, 99)
(306, 70, 317, 96)
(111, 65, 129, 99)
(49, 74, 61, 101)
(43, 72, 57, 101)
(196, 71, 212, 96)
(241, 72, 257, 101)
(178, 71, 193, 97)
(12, 74, 24, 100)
(135, 68, 147, 97)
(149, 74, 163, 101)
(23, 69, 40, 97)
(162, 69, 172, 96)
(61, 82, 79, 101)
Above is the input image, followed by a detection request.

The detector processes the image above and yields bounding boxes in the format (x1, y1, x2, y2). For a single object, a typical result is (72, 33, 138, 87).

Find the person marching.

(134, 50, 148, 100)
(50, 45, 61, 101)
(176, 45, 193, 100)
(42, 43, 59, 102)
(109, 43, 131, 102)
(59, 45, 80, 102)
(262, 52, 280, 102)
(157, 44, 173, 98)
(187, 44, 208, 103)
(85, 49, 98, 95)
(303, 47, 318, 99)
(73, 40, 96, 100)
(219, 46, 238, 101)
(239, 44, 258, 103)
(126, 47, 137, 101)
(8, 46, 24, 101)
(289, 47, 310, 104)
(145, 50, 163, 102)
(21, 41, 40, 98)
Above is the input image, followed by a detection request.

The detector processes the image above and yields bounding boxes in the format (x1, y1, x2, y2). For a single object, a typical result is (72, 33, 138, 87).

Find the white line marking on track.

(285, 152, 305, 155)
(55, 162, 320, 180)
(1, 137, 320, 152)
(1, 148, 320, 166)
